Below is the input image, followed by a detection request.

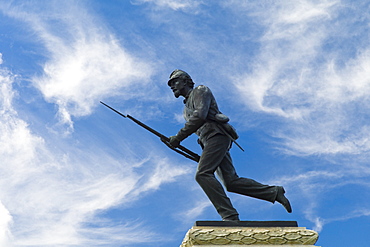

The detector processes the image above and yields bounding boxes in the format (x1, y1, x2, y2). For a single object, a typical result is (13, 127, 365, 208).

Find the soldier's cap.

(168, 69, 192, 86)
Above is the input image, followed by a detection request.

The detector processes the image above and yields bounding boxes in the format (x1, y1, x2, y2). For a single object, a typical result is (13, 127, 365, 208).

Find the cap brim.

(168, 78, 177, 86)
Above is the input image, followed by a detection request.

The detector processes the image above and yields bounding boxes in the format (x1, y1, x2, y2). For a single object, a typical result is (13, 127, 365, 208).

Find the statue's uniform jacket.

(175, 85, 279, 220)
(176, 85, 223, 143)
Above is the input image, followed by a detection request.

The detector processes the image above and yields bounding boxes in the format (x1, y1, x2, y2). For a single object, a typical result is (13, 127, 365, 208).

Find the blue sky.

(1, 0, 370, 246)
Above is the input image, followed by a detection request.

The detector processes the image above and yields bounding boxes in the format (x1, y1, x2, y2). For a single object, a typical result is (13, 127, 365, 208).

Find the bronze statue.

(167, 69, 292, 221)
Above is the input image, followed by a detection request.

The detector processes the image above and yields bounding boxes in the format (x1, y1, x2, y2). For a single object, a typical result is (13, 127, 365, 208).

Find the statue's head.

(167, 69, 194, 98)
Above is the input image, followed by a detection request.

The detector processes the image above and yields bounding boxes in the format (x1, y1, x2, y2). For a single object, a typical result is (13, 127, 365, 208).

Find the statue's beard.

(174, 90, 181, 98)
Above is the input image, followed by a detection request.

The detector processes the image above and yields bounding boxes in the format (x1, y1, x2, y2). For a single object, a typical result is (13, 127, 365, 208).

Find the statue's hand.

(169, 135, 181, 148)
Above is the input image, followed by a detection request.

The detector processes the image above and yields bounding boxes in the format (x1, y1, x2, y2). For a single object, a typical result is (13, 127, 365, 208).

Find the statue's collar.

(183, 89, 193, 104)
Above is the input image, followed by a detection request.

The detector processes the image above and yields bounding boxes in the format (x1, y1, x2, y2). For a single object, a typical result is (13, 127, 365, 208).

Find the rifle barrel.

(127, 114, 199, 160)
(126, 115, 168, 141)
(100, 101, 200, 162)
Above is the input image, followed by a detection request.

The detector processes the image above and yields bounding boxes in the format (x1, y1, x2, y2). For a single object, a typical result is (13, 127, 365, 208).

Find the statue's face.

(169, 79, 187, 98)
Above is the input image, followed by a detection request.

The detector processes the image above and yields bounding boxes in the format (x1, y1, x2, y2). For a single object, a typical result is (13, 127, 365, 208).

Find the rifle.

(100, 101, 200, 162)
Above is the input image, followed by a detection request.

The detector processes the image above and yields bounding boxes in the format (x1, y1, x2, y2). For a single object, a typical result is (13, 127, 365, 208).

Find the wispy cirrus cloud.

(231, 0, 370, 157)
(0, 2, 193, 246)
(1, 1, 153, 132)
(0, 63, 193, 246)
(0, 71, 190, 246)
(0, 195, 12, 246)
(132, 0, 202, 11)
(221, 0, 370, 234)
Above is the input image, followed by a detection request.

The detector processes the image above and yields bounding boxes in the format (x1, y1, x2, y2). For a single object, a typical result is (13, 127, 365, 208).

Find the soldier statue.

(167, 69, 292, 221)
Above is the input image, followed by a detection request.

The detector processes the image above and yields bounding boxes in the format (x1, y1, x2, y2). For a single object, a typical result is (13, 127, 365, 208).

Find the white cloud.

(0, 68, 125, 245)
(0, 202, 12, 247)
(133, 0, 202, 11)
(178, 200, 210, 221)
(234, 0, 338, 116)
(2, 2, 153, 132)
(0, 3, 197, 245)
(0, 53, 3, 64)
(271, 163, 370, 232)
(35, 36, 150, 130)
(231, 0, 370, 156)
(0, 65, 189, 246)
(137, 157, 190, 193)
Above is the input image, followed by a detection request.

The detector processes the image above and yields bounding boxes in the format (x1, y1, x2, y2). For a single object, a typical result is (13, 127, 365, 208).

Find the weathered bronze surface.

(167, 69, 292, 221)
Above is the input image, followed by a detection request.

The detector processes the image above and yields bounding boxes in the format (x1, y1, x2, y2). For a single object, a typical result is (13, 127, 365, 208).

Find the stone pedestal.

(180, 221, 320, 247)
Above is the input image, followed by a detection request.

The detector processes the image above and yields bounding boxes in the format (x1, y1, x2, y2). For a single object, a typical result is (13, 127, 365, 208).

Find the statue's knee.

(195, 172, 203, 183)
(225, 185, 232, 192)
(225, 182, 236, 192)
(195, 171, 211, 184)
